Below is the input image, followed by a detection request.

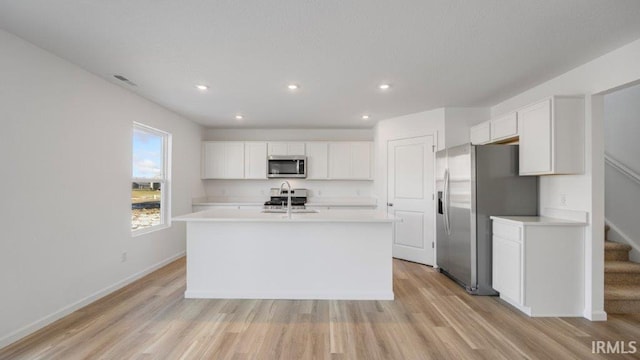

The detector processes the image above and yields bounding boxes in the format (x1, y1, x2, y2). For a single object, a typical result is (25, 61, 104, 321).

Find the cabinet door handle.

(387, 203, 394, 207)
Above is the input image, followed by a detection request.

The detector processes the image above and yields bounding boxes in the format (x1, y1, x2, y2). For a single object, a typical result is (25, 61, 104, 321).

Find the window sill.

(132, 223, 171, 237)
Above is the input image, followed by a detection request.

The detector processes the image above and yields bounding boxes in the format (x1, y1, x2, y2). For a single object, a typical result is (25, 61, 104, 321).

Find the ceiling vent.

(113, 74, 137, 86)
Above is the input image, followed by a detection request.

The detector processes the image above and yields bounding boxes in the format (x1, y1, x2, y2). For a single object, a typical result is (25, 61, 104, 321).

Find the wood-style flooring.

(1, 258, 639, 359)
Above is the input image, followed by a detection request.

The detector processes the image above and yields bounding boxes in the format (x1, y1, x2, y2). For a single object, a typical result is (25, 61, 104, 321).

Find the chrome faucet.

(279, 181, 292, 218)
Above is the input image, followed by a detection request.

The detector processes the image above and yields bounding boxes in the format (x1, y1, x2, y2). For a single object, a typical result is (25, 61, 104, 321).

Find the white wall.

(489, 36, 640, 320)
(0, 29, 205, 347)
(202, 128, 375, 202)
(604, 83, 640, 261)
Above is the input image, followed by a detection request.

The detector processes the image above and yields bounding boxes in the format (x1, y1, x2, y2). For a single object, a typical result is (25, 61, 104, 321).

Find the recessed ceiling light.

(379, 84, 391, 90)
(196, 84, 209, 91)
(235, 115, 244, 120)
(362, 115, 370, 120)
(287, 84, 299, 90)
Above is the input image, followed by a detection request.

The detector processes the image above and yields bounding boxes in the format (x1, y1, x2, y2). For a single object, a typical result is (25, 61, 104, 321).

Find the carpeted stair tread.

(605, 241, 632, 252)
(605, 261, 640, 273)
(605, 285, 640, 300)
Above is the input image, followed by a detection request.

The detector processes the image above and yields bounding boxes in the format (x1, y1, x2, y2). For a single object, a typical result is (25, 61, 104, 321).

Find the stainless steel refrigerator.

(436, 144, 538, 295)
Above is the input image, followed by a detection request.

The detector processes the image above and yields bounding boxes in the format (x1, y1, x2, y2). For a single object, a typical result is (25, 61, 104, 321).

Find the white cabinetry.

(193, 204, 262, 212)
(470, 122, 491, 145)
(328, 142, 373, 180)
(490, 113, 518, 142)
(305, 142, 329, 179)
(491, 216, 585, 317)
(244, 142, 267, 179)
(202, 142, 245, 179)
(470, 113, 518, 145)
(268, 142, 306, 156)
(517, 96, 584, 175)
(203, 140, 373, 181)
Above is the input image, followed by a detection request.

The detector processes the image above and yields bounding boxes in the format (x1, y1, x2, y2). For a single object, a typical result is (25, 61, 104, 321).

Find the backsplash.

(202, 179, 375, 200)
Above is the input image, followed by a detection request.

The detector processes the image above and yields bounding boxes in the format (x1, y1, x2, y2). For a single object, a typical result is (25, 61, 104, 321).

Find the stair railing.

(605, 153, 640, 186)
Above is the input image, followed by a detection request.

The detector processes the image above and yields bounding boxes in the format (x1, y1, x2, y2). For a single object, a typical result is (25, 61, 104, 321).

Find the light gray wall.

(604, 82, 640, 261)
(0, 29, 205, 347)
(604, 83, 640, 174)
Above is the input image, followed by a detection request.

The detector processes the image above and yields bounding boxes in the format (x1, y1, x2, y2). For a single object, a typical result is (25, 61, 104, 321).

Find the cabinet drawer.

(491, 113, 518, 141)
(492, 222, 521, 242)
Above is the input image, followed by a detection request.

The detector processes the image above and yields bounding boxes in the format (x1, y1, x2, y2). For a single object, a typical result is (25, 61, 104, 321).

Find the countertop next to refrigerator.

(490, 216, 587, 227)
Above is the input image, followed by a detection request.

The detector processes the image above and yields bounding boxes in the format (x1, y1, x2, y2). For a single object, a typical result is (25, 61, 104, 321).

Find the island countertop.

(174, 208, 397, 223)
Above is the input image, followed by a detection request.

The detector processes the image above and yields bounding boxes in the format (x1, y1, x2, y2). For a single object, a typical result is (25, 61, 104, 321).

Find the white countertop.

(490, 216, 587, 226)
(174, 208, 395, 223)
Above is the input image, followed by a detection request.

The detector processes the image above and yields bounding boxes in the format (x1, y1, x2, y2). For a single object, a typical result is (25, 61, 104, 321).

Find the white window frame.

(132, 122, 172, 236)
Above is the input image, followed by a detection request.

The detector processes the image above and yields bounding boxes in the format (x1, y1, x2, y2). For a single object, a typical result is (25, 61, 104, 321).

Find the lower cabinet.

(491, 217, 585, 317)
(193, 205, 262, 212)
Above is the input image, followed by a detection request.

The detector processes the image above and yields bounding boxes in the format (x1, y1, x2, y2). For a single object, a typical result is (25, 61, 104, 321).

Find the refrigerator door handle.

(443, 169, 451, 235)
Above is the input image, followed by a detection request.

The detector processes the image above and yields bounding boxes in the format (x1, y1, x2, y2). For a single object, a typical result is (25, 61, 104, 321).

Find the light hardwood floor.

(1, 258, 639, 359)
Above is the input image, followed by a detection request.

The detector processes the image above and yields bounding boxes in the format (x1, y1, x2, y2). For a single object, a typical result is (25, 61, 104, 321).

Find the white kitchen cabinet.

(491, 216, 585, 317)
(193, 204, 262, 212)
(328, 142, 373, 180)
(268, 142, 306, 156)
(517, 96, 584, 175)
(244, 142, 267, 179)
(305, 142, 329, 179)
(470, 122, 491, 145)
(490, 112, 518, 142)
(202, 141, 245, 179)
(306, 205, 376, 210)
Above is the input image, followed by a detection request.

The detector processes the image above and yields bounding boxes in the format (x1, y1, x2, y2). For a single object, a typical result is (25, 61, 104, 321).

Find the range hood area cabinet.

(469, 95, 584, 176)
(201, 140, 373, 180)
(267, 142, 306, 156)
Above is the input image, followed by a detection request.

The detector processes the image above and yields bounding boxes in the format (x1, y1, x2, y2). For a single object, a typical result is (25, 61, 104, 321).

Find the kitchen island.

(173, 208, 396, 300)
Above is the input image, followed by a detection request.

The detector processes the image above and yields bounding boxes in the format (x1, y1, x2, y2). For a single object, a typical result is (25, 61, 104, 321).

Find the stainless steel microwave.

(267, 155, 307, 178)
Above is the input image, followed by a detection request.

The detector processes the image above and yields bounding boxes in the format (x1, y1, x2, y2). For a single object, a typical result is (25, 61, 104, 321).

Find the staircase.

(604, 225, 640, 314)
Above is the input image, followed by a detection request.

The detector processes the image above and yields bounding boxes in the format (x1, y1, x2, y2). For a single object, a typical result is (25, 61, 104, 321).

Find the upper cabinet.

(469, 95, 584, 176)
(491, 112, 518, 142)
(305, 142, 329, 179)
(470, 122, 491, 145)
(267, 142, 306, 156)
(329, 141, 373, 180)
(470, 112, 518, 145)
(202, 141, 245, 179)
(202, 140, 373, 180)
(244, 142, 268, 179)
(518, 96, 584, 176)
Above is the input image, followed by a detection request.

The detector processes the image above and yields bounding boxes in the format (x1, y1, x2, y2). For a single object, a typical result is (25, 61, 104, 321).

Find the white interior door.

(387, 136, 435, 265)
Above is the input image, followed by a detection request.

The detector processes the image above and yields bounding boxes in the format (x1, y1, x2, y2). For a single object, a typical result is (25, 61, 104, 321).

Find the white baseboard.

(0, 252, 185, 350)
(585, 310, 608, 321)
(184, 290, 395, 300)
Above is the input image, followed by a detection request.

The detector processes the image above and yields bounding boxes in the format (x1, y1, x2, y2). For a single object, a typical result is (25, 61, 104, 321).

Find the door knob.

(387, 203, 394, 207)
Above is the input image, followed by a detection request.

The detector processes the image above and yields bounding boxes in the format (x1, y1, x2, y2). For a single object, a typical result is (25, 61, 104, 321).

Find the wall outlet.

(560, 194, 567, 207)
(121, 252, 127, 263)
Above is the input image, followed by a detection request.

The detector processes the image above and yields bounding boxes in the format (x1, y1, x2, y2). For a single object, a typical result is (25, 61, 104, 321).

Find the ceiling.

(2, 1, 640, 129)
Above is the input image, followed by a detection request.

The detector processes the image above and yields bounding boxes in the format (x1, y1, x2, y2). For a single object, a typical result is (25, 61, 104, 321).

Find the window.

(132, 123, 171, 234)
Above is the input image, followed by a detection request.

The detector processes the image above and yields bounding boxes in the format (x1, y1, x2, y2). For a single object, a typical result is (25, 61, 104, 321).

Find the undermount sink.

(261, 209, 319, 214)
